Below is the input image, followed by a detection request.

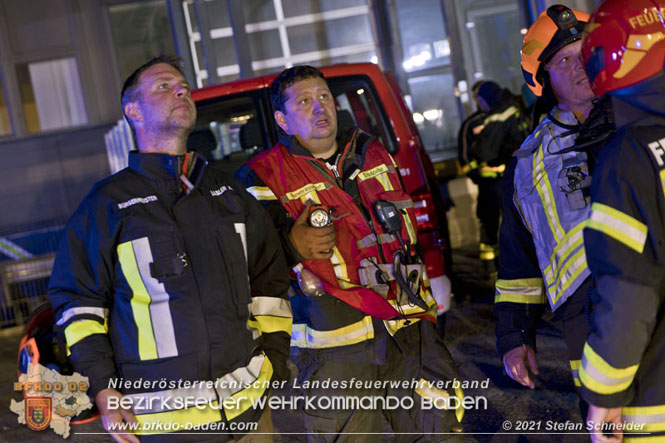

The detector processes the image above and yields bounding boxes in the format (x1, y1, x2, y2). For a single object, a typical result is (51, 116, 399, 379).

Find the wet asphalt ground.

(0, 244, 587, 442)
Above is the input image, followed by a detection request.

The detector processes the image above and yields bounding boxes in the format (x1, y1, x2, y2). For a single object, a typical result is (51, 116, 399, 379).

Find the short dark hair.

(269, 65, 326, 113)
(120, 55, 185, 136)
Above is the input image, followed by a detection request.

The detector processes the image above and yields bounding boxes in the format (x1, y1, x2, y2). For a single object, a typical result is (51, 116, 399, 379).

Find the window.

(193, 93, 269, 176)
(109, 1, 176, 81)
(183, 0, 376, 87)
(16, 58, 88, 133)
(0, 74, 11, 136)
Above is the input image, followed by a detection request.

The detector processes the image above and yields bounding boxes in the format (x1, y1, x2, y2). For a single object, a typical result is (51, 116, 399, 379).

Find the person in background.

(48, 55, 292, 442)
(470, 80, 531, 268)
(579, 1, 665, 441)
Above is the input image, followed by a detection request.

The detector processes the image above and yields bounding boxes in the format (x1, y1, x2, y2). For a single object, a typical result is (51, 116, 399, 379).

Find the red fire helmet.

(582, 0, 665, 97)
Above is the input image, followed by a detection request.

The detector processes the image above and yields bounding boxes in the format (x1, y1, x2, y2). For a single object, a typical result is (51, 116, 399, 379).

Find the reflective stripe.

(128, 353, 270, 424)
(549, 247, 588, 307)
(330, 246, 350, 285)
(0, 237, 33, 260)
(224, 355, 273, 421)
(357, 164, 392, 181)
(64, 319, 108, 347)
(234, 223, 248, 264)
(246, 186, 277, 201)
(533, 143, 565, 241)
(291, 316, 374, 349)
(383, 290, 436, 335)
(544, 223, 585, 287)
(118, 238, 178, 360)
(623, 404, 665, 433)
(569, 360, 581, 387)
(134, 402, 222, 434)
(282, 182, 330, 202)
(579, 342, 638, 395)
(484, 106, 518, 124)
(248, 297, 292, 334)
(660, 169, 665, 200)
(587, 203, 648, 253)
(375, 173, 395, 192)
(56, 307, 108, 326)
(414, 378, 465, 423)
(356, 234, 378, 249)
(250, 297, 291, 317)
(494, 278, 545, 304)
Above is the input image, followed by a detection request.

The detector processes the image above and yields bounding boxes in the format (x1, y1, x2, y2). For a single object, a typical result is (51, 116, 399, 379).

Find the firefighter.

(48, 56, 292, 442)
(470, 81, 530, 264)
(494, 5, 600, 400)
(235, 65, 463, 440)
(579, 1, 665, 440)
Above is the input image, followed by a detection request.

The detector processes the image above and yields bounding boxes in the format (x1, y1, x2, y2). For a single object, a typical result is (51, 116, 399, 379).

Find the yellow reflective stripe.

(533, 144, 565, 241)
(330, 246, 349, 284)
(570, 360, 581, 387)
(550, 247, 587, 306)
(402, 212, 417, 245)
(357, 164, 390, 181)
(587, 203, 648, 253)
(484, 106, 518, 124)
(118, 241, 158, 360)
(375, 173, 394, 192)
(494, 278, 545, 304)
(579, 342, 639, 395)
(134, 402, 222, 434)
(544, 223, 585, 286)
(64, 319, 108, 347)
(224, 355, 273, 421)
(291, 316, 374, 349)
(248, 315, 292, 334)
(660, 169, 665, 200)
(623, 404, 665, 433)
(414, 379, 465, 423)
(284, 182, 328, 201)
(246, 186, 277, 201)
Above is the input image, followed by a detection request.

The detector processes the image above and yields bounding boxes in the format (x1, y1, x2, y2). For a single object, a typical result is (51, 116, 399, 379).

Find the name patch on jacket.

(358, 164, 392, 181)
(210, 185, 232, 196)
(117, 195, 158, 210)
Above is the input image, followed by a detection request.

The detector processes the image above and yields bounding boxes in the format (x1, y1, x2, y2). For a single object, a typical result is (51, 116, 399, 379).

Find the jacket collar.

(278, 127, 361, 159)
(128, 151, 182, 182)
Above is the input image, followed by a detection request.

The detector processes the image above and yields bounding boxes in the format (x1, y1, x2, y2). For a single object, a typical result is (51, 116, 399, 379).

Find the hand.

(502, 345, 539, 389)
(95, 388, 140, 443)
(289, 202, 336, 260)
(587, 405, 623, 443)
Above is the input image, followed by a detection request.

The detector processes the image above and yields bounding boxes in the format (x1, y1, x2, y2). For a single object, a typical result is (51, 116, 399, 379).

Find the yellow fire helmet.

(521, 4, 590, 96)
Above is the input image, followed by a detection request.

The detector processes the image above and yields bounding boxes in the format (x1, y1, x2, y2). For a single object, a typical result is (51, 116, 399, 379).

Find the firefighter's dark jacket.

(471, 89, 529, 167)
(580, 84, 665, 428)
(48, 152, 292, 425)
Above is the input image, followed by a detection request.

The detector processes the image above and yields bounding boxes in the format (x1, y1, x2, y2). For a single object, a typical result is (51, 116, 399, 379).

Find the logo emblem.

(26, 397, 52, 431)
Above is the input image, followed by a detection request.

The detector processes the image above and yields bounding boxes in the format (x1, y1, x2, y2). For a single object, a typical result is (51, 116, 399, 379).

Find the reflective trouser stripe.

(414, 378, 465, 423)
(248, 297, 292, 334)
(587, 203, 648, 253)
(64, 319, 108, 347)
(494, 278, 545, 304)
(246, 186, 277, 201)
(533, 144, 565, 242)
(579, 342, 639, 395)
(118, 238, 178, 360)
(128, 353, 272, 426)
(623, 404, 665, 433)
(569, 360, 581, 387)
(290, 316, 374, 349)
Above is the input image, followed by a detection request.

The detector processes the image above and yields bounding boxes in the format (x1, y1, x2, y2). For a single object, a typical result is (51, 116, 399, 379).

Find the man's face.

(544, 40, 595, 112)
(128, 63, 196, 138)
(275, 77, 337, 153)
